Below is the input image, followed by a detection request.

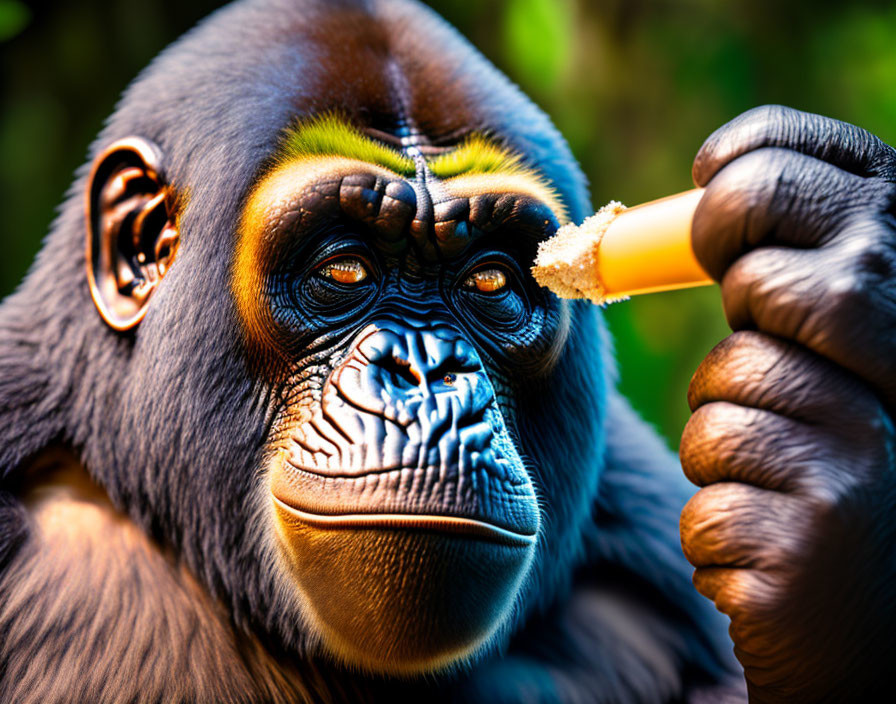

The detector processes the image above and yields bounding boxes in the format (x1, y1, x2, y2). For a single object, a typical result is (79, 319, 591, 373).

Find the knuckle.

(757, 103, 792, 123)
(693, 105, 790, 185)
(813, 240, 876, 317)
(680, 490, 707, 531)
(680, 489, 728, 551)
(711, 148, 785, 205)
(684, 402, 744, 449)
(682, 402, 796, 488)
(737, 103, 780, 123)
(733, 104, 790, 144)
(687, 345, 731, 411)
(691, 334, 795, 410)
(680, 411, 729, 485)
(687, 348, 725, 410)
(795, 467, 873, 533)
(797, 485, 845, 535)
(681, 404, 722, 447)
(691, 331, 769, 386)
(719, 569, 786, 622)
(682, 483, 743, 529)
(723, 246, 782, 293)
(744, 104, 795, 147)
(823, 276, 870, 324)
(679, 413, 703, 463)
(843, 225, 896, 286)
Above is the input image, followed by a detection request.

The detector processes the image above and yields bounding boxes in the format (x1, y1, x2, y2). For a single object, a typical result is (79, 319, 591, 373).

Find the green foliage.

(500, 0, 574, 95)
(0, 0, 28, 42)
(807, 4, 896, 141)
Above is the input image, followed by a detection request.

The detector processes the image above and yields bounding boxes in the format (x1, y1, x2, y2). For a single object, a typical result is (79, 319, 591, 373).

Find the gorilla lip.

(272, 496, 536, 547)
(272, 460, 540, 545)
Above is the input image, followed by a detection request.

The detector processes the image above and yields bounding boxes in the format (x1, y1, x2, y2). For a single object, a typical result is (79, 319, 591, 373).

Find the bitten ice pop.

(531, 188, 713, 304)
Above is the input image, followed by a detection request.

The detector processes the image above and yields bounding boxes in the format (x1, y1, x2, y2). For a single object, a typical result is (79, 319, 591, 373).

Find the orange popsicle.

(531, 188, 713, 304)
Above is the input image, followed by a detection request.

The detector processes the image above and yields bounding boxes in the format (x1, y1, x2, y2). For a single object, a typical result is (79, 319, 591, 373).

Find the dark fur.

(0, 0, 742, 700)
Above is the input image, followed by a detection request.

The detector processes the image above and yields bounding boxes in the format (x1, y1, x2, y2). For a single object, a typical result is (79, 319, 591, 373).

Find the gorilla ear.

(86, 137, 179, 331)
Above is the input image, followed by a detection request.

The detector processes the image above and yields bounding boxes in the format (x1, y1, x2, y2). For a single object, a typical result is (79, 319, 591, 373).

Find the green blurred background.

(3, 0, 896, 448)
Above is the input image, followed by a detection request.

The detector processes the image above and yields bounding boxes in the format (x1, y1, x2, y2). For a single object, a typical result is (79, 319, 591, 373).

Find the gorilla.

(1, 0, 895, 702)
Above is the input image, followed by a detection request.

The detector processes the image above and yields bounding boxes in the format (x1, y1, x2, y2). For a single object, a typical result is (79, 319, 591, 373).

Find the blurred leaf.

(0, 0, 29, 42)
(501, 0, 574, 93)
(808, 4, 896, 142)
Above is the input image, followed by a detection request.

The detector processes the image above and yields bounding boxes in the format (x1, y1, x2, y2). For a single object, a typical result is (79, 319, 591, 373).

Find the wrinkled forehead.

(264, 2, 578, 200)
(284, 3, 489, 148)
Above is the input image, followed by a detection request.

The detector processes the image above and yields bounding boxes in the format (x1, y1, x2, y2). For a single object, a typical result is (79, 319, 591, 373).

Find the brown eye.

(319, 256, 368, 285)
(463, 267, 507, 293)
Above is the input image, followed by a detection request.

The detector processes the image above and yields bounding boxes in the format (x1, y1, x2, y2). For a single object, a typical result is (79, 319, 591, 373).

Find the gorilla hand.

(679, 105, 896, 702)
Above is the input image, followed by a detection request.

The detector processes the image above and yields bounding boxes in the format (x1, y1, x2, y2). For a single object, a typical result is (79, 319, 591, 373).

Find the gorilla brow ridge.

(275, 113, 559, 187)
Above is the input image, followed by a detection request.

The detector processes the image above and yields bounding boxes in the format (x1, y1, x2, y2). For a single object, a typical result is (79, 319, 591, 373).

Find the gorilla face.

(234, 120, 570, 672)
(75, 0, 607, 680)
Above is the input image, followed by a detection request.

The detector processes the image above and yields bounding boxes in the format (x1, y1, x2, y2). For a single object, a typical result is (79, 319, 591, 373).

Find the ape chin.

(272, 500, 534, 674)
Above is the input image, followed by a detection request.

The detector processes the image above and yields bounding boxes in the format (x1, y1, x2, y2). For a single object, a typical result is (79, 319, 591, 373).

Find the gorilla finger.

(719, 225, 896, 411)
(692, 104, 895, 187)
(680, 402, 853, 491)
(696, 568, 804, 674)
(692, 567, 783, 624)
(680, 483, 807, 570)
(691, 147, 888, 280)
(687, 330, 883, 428)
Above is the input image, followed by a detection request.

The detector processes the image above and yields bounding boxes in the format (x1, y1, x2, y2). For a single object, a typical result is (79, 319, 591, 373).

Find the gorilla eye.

(463, 267, 507, 293)
(318, 256, 369, 285)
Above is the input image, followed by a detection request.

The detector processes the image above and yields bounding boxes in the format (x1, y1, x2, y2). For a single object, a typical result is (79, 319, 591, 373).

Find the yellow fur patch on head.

(428, 133, 529, 176)
(277, 113, 416, 176)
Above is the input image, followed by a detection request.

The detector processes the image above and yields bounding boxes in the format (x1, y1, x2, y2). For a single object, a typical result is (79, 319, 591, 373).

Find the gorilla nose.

(358, 326, 482, 399)
(327, 324, 495, 426)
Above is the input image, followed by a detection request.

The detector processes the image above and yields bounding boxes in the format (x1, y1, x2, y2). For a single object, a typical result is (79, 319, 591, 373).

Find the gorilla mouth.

(272, 494, 537, 547)
(271, 454, 541, 543)
(269, 440, 540, 674)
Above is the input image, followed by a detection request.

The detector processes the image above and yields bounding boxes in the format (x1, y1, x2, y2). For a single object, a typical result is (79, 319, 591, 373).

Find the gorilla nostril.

(381, 355, 422, 388)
